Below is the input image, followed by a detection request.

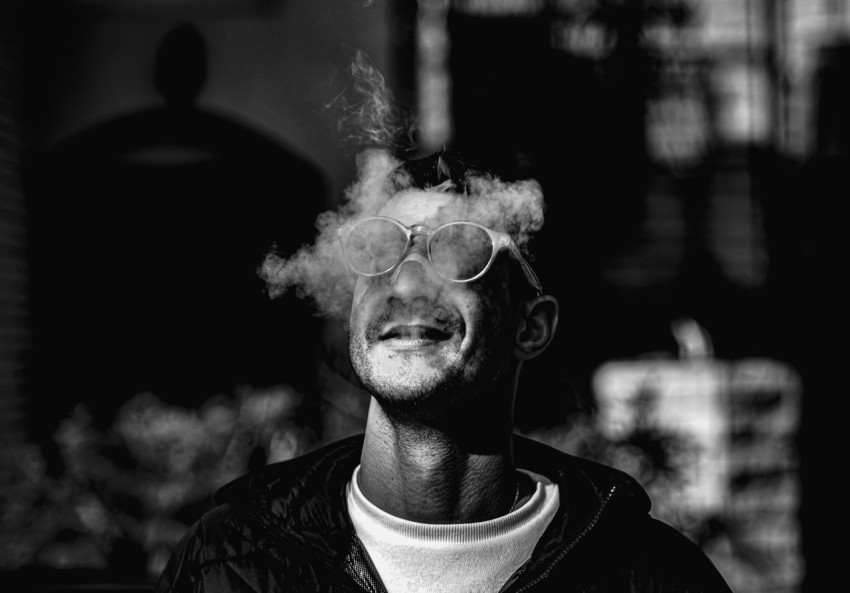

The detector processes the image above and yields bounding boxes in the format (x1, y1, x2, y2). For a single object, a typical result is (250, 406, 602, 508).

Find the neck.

(358, 397, 518, 524)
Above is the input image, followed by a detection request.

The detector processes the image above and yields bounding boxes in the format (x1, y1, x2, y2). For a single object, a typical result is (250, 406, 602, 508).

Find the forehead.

(377, 190, 474, 226)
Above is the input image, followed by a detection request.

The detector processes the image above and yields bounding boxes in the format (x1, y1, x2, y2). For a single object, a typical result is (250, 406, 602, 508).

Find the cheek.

(463, 288, 514, 345)
(485, 279, 522, 343)
(351, 277, 369, 302)
(348, 293, 369, 343)
(475, 266, 514, 319)
(349, 279, 374, 321)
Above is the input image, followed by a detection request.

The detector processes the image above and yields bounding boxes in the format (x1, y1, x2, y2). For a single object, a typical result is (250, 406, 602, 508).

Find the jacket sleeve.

(154, 521, 205, 593)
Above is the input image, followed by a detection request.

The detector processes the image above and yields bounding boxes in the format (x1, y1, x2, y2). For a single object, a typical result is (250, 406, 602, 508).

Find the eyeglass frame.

(336, 216, 543, 295)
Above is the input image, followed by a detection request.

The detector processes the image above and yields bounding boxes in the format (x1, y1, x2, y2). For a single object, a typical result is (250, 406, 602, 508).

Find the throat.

(359, 419, 516, 523)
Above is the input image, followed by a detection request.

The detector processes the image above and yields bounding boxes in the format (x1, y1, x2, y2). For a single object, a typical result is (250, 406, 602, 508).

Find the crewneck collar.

(348, 465, 551, 541)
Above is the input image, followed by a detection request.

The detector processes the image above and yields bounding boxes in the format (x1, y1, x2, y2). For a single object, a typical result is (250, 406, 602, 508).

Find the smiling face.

(347, 190, 521, 421)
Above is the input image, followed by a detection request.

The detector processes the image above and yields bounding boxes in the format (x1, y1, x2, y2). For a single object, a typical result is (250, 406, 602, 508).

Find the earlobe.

(514, 295, 559, 360)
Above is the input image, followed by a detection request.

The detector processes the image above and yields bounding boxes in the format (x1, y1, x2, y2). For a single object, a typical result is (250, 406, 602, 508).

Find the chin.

(355, 356, 469, 418)
(362, 361, 458, 398)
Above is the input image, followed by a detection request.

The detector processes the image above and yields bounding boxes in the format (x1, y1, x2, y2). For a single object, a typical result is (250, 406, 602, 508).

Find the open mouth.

(379, 324, 453, 343)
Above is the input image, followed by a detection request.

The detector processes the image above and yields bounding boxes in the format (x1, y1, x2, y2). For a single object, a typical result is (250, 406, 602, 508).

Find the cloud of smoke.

(438, 175, 546, 250)
(258, 51, 547, 321)
(259, 148, 401, 320)
(258, 148, 546, 320)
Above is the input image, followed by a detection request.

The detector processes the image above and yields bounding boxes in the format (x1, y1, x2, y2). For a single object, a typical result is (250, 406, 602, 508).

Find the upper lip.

(379, 323, 453, 341)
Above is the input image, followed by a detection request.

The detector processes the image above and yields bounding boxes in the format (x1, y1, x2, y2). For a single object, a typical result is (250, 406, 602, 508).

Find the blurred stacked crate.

(712, 359, 803, 593)
(593, 352, 803, 593)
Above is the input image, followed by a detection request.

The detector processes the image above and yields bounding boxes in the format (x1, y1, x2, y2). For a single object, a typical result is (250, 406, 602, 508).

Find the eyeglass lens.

(344, 219, 495, 281)
(429, 223, 493, 281)
(345, 218, 408, 275)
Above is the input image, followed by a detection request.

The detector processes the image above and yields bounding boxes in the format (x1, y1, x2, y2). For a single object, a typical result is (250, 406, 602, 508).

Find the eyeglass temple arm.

(506, 242, 543, 295)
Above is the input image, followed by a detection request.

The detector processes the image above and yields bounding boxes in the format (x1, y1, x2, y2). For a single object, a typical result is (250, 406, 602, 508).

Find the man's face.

(347, 190, 519, 418)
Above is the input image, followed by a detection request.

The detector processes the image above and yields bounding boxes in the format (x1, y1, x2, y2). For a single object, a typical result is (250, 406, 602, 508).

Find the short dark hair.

(387, 149, 485, 194)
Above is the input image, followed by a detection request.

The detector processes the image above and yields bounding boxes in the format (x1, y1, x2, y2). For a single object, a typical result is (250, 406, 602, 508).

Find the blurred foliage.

(0, 386, 318, 583)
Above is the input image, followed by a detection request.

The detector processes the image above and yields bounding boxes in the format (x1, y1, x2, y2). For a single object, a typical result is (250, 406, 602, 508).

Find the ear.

(514, 295, 559, 360)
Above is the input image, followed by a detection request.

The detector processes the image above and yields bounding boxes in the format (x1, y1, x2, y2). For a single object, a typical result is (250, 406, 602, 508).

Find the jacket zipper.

(506, 484, 619, 593)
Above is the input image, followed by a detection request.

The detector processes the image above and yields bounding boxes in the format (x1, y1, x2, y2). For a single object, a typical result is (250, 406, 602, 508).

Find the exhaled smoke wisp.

(331, 50, 418, 154)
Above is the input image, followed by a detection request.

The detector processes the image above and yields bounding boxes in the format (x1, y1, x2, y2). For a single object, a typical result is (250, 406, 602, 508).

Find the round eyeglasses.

(337, 216, 542, 294)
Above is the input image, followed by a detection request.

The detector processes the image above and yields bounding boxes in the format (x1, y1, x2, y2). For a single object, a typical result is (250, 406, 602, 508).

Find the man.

(155, 150, 732, 592)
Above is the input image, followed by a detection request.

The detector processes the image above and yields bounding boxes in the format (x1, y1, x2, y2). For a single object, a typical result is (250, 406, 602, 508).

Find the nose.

(389, 253, 441, 300)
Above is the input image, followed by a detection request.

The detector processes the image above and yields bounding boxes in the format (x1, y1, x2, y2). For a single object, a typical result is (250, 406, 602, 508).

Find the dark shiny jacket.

(155, 434, 733, 592)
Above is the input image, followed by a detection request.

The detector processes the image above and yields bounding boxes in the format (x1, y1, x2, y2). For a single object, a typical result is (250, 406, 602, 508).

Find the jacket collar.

(215, 433, 650, 572)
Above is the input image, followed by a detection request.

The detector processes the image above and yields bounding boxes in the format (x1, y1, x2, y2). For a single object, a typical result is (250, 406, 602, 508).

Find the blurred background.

(0, 0, 845, 591)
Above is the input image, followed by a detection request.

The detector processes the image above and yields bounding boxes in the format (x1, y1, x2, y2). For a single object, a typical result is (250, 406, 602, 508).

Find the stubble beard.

(348, 316, 515, 427)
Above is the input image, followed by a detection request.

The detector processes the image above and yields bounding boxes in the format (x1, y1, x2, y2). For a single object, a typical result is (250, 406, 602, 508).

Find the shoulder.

(514, 435, 731, 592)
(153, 435, 365, 592)
(631, 517, 733, 592)
(152, 504, 238, 593)
(514, 434, 651, 510)
(548, 506, 732, 592)
(214, 433, 364, 505)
